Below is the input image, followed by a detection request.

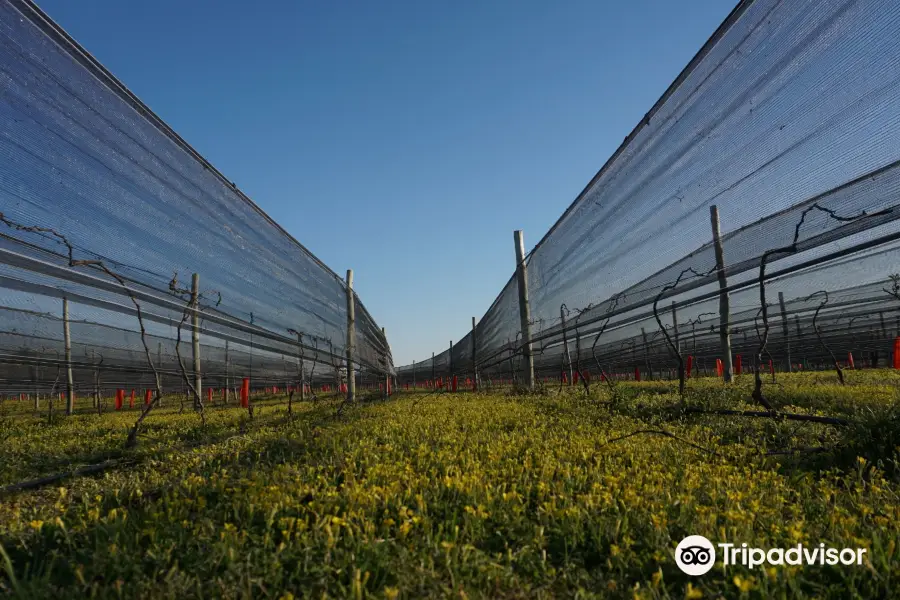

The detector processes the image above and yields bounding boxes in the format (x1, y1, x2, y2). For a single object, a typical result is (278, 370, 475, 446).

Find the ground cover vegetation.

(1, 371, 899, 598)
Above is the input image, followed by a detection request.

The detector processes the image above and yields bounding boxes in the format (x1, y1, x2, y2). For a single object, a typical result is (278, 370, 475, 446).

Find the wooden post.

(63, 296, 74, 415)
(91, 349, 100, 409)
(471, 317, 478, 388)
(574, 329, 582, 380)
(691, 323, 699, 377)
(632, 338, 638, 378)
(345, 269, 356, 402)
(561, 306, 573, 385)
(513, 230, 535, 389)
(32, 364, 39, 411)
(778, 292, 791, 372)
(157, 342, 163, 406)
(292, 332, 304, 403)
(224, 339, 230, 403)
(795, 314, 804, 368)
(383, 327, 390, 398)
(710, 205, 734, 382)
(641, 327, 652, 380)
(670, 301, 680, 353)
(191, 273, 202, 408)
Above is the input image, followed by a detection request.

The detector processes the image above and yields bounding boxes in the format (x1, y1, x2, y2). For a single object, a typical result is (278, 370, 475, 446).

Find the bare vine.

(751, 204, 883, 407)
(168, 273, 222, 425)
(652, 267, 714, 397)
(805, 290, 844, 385)
(0, 212, 167, 448)
(589, 295, 622, 394)
(571, 305, 593, 395)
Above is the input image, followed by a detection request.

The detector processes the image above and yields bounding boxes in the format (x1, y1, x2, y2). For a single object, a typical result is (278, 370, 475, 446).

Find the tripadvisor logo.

(675, 535, 868, 576)
(676, 535, 717, 576)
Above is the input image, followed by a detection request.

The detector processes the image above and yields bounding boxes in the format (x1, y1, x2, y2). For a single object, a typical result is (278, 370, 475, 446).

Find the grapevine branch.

(0, 213, 165, 447)
(652, 267, 715, 397)
(597, 429, 720, 457)
(805, 290, 845, 385)
(589, 295, 622, 393)
(883, 274, 900, 302)
(752, 309, 777, 384)
(753, 204, 883, 408)
(569, 303, 596, 395)
(559, 304, 574, 387)
(681, 311, 716, 378)
(169, 273, 222, 424)
(287, 328, 306, 410)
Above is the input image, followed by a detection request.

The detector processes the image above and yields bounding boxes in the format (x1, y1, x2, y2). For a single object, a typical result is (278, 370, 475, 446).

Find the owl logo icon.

(675, 535, 716, 576)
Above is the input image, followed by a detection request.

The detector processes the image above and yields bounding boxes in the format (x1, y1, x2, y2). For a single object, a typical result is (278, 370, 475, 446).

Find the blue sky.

(36, 0, 736, 366)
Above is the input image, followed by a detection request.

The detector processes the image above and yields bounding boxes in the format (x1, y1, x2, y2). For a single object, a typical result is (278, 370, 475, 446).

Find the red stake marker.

(241, 378, 250, 408)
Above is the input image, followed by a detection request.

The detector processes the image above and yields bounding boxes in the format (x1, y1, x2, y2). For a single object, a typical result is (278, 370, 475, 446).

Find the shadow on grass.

(0, 397, 346, 494)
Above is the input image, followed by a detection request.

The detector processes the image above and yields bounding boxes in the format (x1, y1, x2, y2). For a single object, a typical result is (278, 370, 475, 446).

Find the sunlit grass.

(0, 371, 898, 598)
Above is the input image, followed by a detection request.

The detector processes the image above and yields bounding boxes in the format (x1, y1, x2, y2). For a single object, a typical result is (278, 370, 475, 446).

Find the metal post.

(513, 230, 535, 389)
(880, 312, 887, 339)
(561, 306, 573, 385)
(778, 292, 791, 372)
(449, 340, 453, 379)
(191, 273, 202, 407)
(345, 269, 356, 402)
(471, 317, 478, 388)
(431, 352, 435, 384)
(710, 205, 734, 382)
(63, 296, 74, 415)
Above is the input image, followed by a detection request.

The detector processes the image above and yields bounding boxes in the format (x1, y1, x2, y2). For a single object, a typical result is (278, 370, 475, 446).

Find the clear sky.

(36, 0, 736, 367)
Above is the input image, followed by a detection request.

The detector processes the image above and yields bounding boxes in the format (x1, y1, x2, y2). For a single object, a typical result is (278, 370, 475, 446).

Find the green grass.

(1, 371, 899, 598)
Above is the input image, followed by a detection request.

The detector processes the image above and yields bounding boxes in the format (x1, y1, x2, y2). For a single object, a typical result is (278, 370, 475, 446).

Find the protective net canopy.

(0, 0, 393, 400)
(397, 0, 900, 386)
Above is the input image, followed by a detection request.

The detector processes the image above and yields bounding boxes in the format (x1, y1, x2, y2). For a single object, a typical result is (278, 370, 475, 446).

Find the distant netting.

(0, 0, 392, 395)
(397, 0, 900, 386)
